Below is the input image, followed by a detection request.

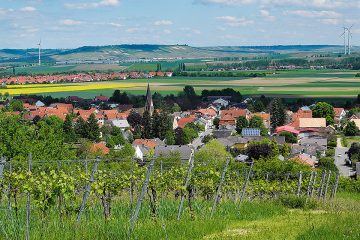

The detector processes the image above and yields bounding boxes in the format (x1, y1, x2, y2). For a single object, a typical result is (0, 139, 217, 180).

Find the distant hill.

(0, 44, 359, 65)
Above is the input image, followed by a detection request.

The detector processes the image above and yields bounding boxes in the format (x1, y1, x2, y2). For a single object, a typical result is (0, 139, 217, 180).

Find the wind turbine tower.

(341, 27, 348, 55)
(347, 25, 353, 55)
(37, 40, 41, 66)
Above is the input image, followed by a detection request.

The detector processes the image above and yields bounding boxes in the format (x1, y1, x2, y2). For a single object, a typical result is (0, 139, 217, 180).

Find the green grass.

(1, 192, 360, 240)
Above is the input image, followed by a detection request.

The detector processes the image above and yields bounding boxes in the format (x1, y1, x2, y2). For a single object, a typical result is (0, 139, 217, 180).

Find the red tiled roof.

(334, 108, 345, 118)
(177, 116, 196, 128)
(91, 143, 110, 155)
(133, 139, 159, 149)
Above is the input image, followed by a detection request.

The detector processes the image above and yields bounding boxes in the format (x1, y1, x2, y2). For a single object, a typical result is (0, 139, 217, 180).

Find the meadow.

(1, 69, 360, 98)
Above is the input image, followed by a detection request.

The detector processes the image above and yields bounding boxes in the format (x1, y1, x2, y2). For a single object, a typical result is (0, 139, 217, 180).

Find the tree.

(246, 139, 279, 160)
(127, 110, 142, 128)
(312, 102, 335, 125)
(213, 117, 220, 129)
(253, 100, 265, 112)
(63, 114, 77, 142)
(165, 130, 175, 145)
(269, 98, 286, 128)
(236, 116, 248, 134)
(74, 117, 88, 139)
(141, 110, 153, 139)
(183, 126, 198, 144)
(171, 103, 181, 113)
(280, 132, 298, 143)
(152, 112, 173, 139)
(87, 113, 100, 142)
(318, 157, 339, 172)
(8, 100, 24, 112)
(249, 116, 268, 136)
(344, 121, 359, 136)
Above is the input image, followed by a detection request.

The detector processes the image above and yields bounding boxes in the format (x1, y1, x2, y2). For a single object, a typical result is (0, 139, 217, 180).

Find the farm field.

(1, 69, 360, 98)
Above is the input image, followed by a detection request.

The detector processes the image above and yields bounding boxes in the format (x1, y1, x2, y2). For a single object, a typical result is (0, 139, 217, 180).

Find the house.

(154, 145, 194, 162)
(213, 130, 234, 139)
(252, 112, 271, 129)
(289, 107, 313, 128)
(93, 95, 109, 102)
(217, 136, 286, 150)
(300, 138, 327, 149)
(219, 108, 250, 127)
(35, 100, 45, 107)
(350, 119, 360, 129)
(133, 145, 150, 161)
(90, 142, 110, 155)
(133, 138, 164, 149)
(298, 118, 326, 129)
(276, 126, 300, 135)
(334, 107, 346, 124)
(111, 119, 130, 130)
(241, 128, 261, 137)
(195, 117, 212, 130)
(177, 116, 196, 129)
(292, 154, 316, 168)
(212, 98, 229, 108)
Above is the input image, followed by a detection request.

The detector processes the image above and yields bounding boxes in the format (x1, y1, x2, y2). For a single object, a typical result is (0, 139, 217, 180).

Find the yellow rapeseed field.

(0, 83, 146, 95)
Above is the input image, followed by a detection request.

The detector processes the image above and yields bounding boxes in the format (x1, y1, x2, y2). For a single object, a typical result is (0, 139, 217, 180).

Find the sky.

(0, 0, 359, 49)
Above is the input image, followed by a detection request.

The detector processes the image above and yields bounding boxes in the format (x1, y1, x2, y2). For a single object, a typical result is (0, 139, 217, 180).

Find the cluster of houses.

(0, 71, 173, 85)
(0, 85, 350, 168)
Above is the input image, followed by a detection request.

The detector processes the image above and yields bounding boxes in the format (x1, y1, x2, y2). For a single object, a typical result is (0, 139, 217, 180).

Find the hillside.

(1, 44, 359, 65)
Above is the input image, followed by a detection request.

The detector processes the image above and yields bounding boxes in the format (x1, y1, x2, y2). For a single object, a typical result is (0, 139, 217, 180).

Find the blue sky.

(0, 0, 359, 48)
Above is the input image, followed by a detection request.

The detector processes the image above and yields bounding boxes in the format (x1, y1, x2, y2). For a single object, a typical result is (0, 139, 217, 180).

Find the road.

(191, 128, 213, 149)
(335, 137, 355, 177)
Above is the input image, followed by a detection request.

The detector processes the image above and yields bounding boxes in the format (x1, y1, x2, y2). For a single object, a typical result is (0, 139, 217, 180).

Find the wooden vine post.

(210, 157, 230, 218)
(177, 156, 194, 220)
(76, 158, 101, 223)
(239, 161, 254, 205)
(296, 171, 303, 196)
(26, 153, 32, 240)
(130, 157, 156, 230)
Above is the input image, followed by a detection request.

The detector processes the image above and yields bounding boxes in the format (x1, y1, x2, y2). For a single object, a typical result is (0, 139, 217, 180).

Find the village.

(0, 71, 173, 85)
(1, 83, 359, 179)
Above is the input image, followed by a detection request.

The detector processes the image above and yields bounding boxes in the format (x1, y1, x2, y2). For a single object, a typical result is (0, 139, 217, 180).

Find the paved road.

(335, 138, 355, 177)
(191, 128, 213, 149)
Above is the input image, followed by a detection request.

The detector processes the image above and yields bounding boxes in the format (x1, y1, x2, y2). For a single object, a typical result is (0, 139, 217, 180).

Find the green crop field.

(1, 69, 360, 98)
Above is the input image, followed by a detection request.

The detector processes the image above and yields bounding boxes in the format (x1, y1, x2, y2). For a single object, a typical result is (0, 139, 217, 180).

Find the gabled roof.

(276, 126, 300, 135)
(299, 118, 326, 128)
(334, 107, 345, 117)
(133, 138, 164, 149)
(154, 145, 193, 160)
(177, 116, 196, 128)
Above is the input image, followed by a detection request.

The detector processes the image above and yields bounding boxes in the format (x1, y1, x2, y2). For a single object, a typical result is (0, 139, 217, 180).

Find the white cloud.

(260, 9, 275, 21)
(180, 27, 201, 34)
(59, 19, 84, 26)
(154, 20, 173, 26)
(65, 0, 120, 9)
(108, 22, 123, 27)
(195, 0, 358, 8)
(20, 6, 36, 12)
(284, 10, 341, 18)
(216, 16, 254, 27)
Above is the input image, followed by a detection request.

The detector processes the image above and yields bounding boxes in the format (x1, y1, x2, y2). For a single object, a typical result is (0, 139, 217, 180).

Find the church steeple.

(144, 83, 154, 116)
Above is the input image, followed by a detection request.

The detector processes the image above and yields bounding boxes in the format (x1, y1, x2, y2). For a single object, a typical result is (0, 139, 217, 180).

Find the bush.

(278, 195, 318, 210)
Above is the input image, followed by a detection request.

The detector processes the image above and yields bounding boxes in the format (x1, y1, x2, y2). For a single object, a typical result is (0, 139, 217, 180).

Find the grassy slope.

(2, 192, 359, 240)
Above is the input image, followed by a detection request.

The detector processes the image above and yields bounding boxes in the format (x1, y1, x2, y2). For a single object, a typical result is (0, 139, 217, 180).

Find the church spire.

(144, 83, 154, 116)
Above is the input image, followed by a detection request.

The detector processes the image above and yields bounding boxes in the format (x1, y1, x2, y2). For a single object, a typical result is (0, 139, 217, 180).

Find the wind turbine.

(37, 39, 41, 66)
(340, 27, 348, 55)
(347, 25, 353, 55)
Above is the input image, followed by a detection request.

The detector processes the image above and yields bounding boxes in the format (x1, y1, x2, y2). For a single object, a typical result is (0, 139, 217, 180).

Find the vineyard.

(0, 155, 352, 240)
